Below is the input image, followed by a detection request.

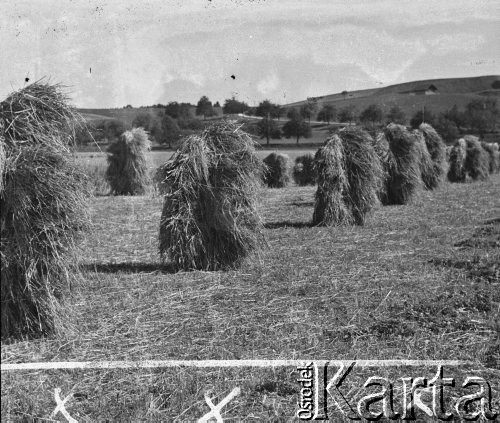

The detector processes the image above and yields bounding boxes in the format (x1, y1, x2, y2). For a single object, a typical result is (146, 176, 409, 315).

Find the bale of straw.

(157, 122, 265, 271)
(481, 142, 500, 174)
(372, 131, 393, 204)
(0, 80, 82, 150)
(312, 135, 350, 226)
(418, 123, 446, 189)
(0, 82, 90, 340)
(263, 152, 290, 188)
(381, 124, 421, 205)
(337, 126, 383, 225)
(464, 135, 489, 181)
(105, 127, 151, 195)
(413, 130, 435, 191)
(447, 138, 467, 183)
(292, 154, 316, 186)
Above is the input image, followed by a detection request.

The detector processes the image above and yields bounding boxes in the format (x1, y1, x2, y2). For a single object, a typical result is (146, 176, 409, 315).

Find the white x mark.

(49, 387, 77, 423)
(198, 387, 241, 423)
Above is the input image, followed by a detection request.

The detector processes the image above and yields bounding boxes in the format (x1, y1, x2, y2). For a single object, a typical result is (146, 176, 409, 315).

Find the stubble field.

(1, 166, 499, 420)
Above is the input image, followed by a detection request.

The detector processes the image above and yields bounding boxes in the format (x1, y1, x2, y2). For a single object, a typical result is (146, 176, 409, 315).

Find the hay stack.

(157, 122, 264, 271)
(263, 152, 290, 188)
(447, 138, 467, 182)
(0, 82, 90, 339)
(481, 142, 500, 174)
(413, 130, 435, 191)
(337, 126, 383, 225)
(418, 123, 446, 189)
(380, 124, 421, 205)
(312, 136, 350, 226)
(464, 135, 489, 181)
(292, 154, 315, 186)
(106, 127, 151, 195)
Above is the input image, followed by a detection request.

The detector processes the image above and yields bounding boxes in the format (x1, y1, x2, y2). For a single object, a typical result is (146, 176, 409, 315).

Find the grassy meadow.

(1, 153, 499, 420)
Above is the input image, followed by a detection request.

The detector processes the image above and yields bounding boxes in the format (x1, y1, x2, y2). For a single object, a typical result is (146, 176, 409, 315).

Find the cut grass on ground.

(1, 176, 499, 420)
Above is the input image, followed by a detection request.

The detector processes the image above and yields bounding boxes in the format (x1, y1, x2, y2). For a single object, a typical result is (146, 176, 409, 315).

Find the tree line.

(77, 95, 499, 147)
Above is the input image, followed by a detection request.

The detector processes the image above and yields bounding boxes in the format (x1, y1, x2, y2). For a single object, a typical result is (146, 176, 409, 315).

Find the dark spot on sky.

(231, 75, 236, 80)
(90, 67, 92, 74)
(25, 77, 29, 83)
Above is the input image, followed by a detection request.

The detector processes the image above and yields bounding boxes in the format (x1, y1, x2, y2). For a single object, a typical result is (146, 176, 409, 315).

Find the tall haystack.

(157, 122, 265, 271)
(464, 135, 489, 181)
(337, 126, 383, 225)
(106, 127, 151, 195)
(312, 136, 350, 226)
(263, 152, 290, 188)
(381, 124, 421, 205)
(0, 82, 90, 339)
(413, 130, 435, 191)
(292, 154, 315, 186)
(418, 123, 447, 189)
(372, 131, 393, 204)
(447, 138, 467, 183)
(481, 142, 500, 174)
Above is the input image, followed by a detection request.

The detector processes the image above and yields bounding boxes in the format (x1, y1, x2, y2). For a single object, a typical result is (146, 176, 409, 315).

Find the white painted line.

(0, 359, 469, 372)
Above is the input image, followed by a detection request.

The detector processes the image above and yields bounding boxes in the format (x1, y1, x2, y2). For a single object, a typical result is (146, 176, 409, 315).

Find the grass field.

(1, 170, 499, 420)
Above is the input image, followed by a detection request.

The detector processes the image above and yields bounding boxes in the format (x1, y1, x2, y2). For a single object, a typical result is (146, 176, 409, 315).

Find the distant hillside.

(79, 106, 223, 126)
(285, 75, 500, 117)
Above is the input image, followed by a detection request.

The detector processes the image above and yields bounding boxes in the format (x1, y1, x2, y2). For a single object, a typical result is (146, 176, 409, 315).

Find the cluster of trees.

(78, 94, 498, 147)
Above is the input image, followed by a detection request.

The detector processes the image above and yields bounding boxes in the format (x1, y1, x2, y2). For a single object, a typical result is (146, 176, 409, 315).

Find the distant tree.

(410, 109, 436, 129)
(360, 104, 384, 126)
(338, 106, 357, 123)
(282, 109, 311, 144)
(159, 113, 181, 147)
(132, 112, 153, 130)
(164, 102, 191, 120)
(124, 104, 133, 109)
(132, 112, 163, 143)
(465, 98, 499, 135)
(443, 105, 466, 128)
(341, 90, 348, 100)
(103, 119, 128, 142)
(196, 96, 214, 120)
(214, 101, 221, 108)
(317, 104, 336, 124)
(433, 116, 460, 144)
(300, 99, 318, 123)
(257, 117, 281, 145)
(274, 105, 285, 121)
(386, 106, 406, 124)
(255, 100, 279, 118)
(222, 97, 249, 114)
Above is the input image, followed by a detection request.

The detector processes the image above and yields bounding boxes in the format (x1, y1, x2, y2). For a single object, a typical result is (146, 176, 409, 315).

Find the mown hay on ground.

(157, 122, 265, 271)
(481, 142, 500, 174)
(312, 135, 350, 226)
(263, 152, 290, 188)
(447, 138, 467, 183)
(0, 82, 90, 340)
(418, 123, 447, 189)
(380, 124, 421, 205)
(106, 127, 151, 195)
(464, 135, 489, 181)
(292, 154, 315, 186)
(337, 126, 383, 225)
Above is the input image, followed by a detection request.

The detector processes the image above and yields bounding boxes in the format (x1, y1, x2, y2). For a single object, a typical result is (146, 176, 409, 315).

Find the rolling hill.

(285, 75, 500, 117)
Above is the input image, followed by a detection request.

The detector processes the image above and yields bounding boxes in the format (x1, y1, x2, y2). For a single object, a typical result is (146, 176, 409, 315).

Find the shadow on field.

(264, 221, 313, 229)
(82, 262, 176, 274)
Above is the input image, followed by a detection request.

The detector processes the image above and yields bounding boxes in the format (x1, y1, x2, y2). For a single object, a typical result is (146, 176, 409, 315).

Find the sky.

(1, 0, 499, 108)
